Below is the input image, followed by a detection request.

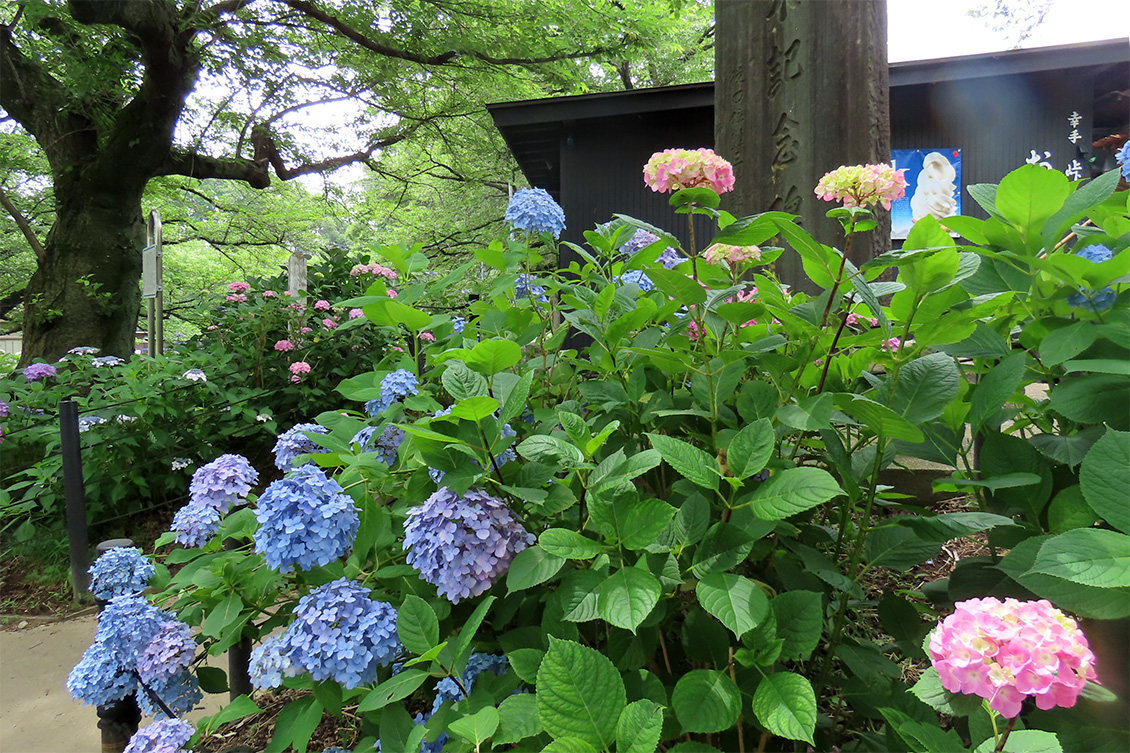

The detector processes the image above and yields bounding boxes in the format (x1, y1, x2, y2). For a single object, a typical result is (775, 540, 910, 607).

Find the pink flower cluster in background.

(314, 300, 331, 311)
(846, 312, 879, 328)
(643, 148, 735, 195)
(225, 293, 248, 303)
(349, 309, 364, 319)
(350, 263, 398, 279)
(289, 361, 311, 382)
(419, 332, 435, 342)
(704, 243, 761, 265)
(880, 337, 901, 352)
(928, 597, 1098, 718)
(814, 163, 907, 210)
(228, 282, 251, 293)
(275, 340, 294, 352)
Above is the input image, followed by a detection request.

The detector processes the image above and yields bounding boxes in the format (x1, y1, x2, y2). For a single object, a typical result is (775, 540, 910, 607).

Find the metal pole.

(59, 398, 90, 600)
(149, 211, 164, 355)
(224, 536, 253, 700)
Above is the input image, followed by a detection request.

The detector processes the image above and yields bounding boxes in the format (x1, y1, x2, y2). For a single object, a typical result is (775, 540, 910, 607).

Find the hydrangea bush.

(75, 158, 1129, 753)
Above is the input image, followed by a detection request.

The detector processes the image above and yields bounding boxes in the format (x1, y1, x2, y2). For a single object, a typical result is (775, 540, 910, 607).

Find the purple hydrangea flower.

(416, 653, 511, 753)
(515, 274, 548, 303)
(91, 356, 125, 368)
(22, 362, 56, 381)
(615, 269, 655, 292)
(0, 399, 8, 417)
(352, 425, 404, 466)
(254, 464, 360, 573)
(277, 579, 401, 688)
(89, 547, 155, 601)
(137, 669, 202, 718)
(1116, 141, 1130, 180)
(1066, 244, 1117, 311)
(136, 621, 196, 686)
(505, 187, 566, 239)
(273, 423, 329, 471)
(123, 718, 194, 753)
(171, 454, 258, 547)
(67, 346, 100, 356)
(657, 247, 687, 269)
(623, 229, 659, 255)
(366, 369, 419, 417)
(403, 488, 534, 603)
(452, 315, 467, 334)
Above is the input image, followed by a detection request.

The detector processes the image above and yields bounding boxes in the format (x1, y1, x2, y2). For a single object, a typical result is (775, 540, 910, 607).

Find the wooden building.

(488, 39, 1129, 253)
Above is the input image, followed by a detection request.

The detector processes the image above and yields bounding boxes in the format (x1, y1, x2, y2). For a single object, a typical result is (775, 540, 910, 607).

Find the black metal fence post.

(224, 536, 254, 700)
(59, 398, 91, 600)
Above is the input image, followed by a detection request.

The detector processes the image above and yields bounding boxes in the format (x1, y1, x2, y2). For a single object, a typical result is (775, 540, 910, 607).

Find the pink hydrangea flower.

(314, 299, 331, 311)
(283, 291, 293, 296)
(206, 325, 219, 331)
(880, 337, 901, 352)
(322, 318, 337, 330)
(704, 243, 761, 265)
(350, 263, 398, 279)
(419, 332, 435, 342)
(928, 597, 1098, 718)
(225, 294, 248, 303)
(687, 319, 705, 342)
(349, 308, 364, 319)
(643, 148, 735, 194)
(228, 282, 251, 292)
(391, 346, 405, 353)
(262, 290, 277, 298)
(290, 375, 302, 383)
(289, 361, 311, 375)
(814, 163, 908, 210)
(289, 303, 305, 313)
(387, 289, 398, 298)
(275, 340, 294, 352)
(300, 327, 313, 334)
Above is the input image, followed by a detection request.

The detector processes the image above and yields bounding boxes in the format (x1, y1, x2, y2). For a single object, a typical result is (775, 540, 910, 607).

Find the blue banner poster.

(890, 149, 962, 239)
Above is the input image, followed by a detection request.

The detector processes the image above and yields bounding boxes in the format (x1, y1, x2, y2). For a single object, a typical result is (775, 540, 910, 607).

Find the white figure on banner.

(1064, 160, 1084, 180)
(910, 151, 959, 222)
(1026, 150, 1054, 169)
(1067, 111, 1082, 128)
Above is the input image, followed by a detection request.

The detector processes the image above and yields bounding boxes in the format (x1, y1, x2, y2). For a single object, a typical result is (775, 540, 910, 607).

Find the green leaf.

(690, 523, 754, 577)
(397, 595, 439, 655)
(445, 595, 496, 671)
(266, 697, 323, 753)
(1080, 428, 1130, 533)
(970, 352, 1027, 431)
(499, 370, 534, 425)
(196, 666, 229, 694)
(886, 353, 961, 424)
(508, 546, 565, 592)
(910, 667, 983, 717)
(357, 669, 428, 712)
(596, 567, 661, 633)
(465, 338, 523, 375)
(834, 395, 924, 443)
(995, 164, 1072, 237)
(1062, 359, 1130, 376)
(363, 300, 433, 331)
(614, 497, 678, 551)
(776, 392, 833, 431)
(1043, 168, 1122, 249)
(200, 695, 261, 733)
(672, 670, 741, 734)
(1040, 322, 1096, 365)
(997, 537, 1130, 619)
(541, 739, 599, 753)
(517, 435, 585, 468)
(646, 433, 720, 490)
(696, 572, 769, 638)
(747, 467, 842, 520)
(616, 700, 663, 753)
(646, 268, 707, 306)
(1047, 485, 1099, 533)
(973, 729, 1063, 753)
(540, 529, 602, 559)
(495, 693, 543, 745)
(536, 637, 626, 749)
(1030, 529, 1130, 587)
(559, 569, 604, 623)
(880, 707, 965, 753)
(313, 681, 343, 717)
(726, 419, 775, 479)
(1049, 375, 1130, 429)
(507, 648, 544, 684)
(450, 395, 500, 421)
(750, 672, 816, 745)
(448, 706, 499, 747)
(771, 591, 824, 661)
(441, 361, 489, 401)
(1030, 426, 1106, 467)
(201, 594, 243, 639)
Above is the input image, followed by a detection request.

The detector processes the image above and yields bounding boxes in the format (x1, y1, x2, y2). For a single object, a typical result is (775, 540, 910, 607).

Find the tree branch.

(0, 186, 46, 260)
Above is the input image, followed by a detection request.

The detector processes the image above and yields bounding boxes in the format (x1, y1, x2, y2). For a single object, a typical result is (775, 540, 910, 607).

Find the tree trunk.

(715, 0, 890, 292)
(19, 182, 144, 365)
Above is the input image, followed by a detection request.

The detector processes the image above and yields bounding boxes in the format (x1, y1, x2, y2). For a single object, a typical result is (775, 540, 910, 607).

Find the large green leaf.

(596, 567, 661, 633)
(750, 672, 816, 744)
(646, 268, 707, 305)
(727, 418, 775, 479)
(776, 393, 833, 431)
(1079, 428, 1130, 533)
(616, 700, 663, 753)
(1039, 321, 1096, 365)
(995, 164, 1072, 239)
(690, 523, 754, 577)
(536, 637, 626, 749)
(696, 572, 768, 638)
(540, 529, 602, 560)
(997, 537, 1130, 619)
(646, 433, 720, 490)
(972, 730, 1063, 753)
(357, 669, 428, 712)
(495, 693, 543, 745)
(449, 706, 499, 748)
(441, 361, 489, 401)
(747, 467, 843, 520)
(397, 595, 438, 655)
(969, 352, 1027, 431)
(1049, 375, 1130, 429)
(508, 546, 565, 592)
(671, 670, 742, 734)
(201, 594, 243, 639)
(517, 435, 585, 468)
(885, 353, 961, 424)
(880, 706, 966, 753)
(834, 394, 924, 443)
(1031, 529, 1130, 588)
(771, 591, 824, 662)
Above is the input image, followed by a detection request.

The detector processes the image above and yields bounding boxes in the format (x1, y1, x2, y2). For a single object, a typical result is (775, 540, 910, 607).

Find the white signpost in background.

(143, 210, 164, 355)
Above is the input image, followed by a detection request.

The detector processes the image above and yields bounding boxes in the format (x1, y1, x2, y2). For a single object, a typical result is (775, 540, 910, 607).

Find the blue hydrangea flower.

(623, 229, 659, 255)
(89, 547, 155, 600)
(352, 426, 377, 451)
(23, 362, 56, 381)
(505, 187, 566, 239)
(514, 273, 549, 303)
(657, 247, 687, 269)
(249, 634, 300, 690)
(1066, 244, 1117, 312)
(1116, 141, 1130, 180)
(0, 399, 8, 417)
(91, 356, 125, 368)
(452, 315, 467, 334)
(78, 415, 107, 432)
(254, 464, 360, 573)
(123, 718, 194, 753)
(614, 269, 655, 292)
(67, 641, 135, 707)
(351, 425, 404, 466)
(366, 369, 420, 417)
(137, 669, 202, 719)
(171, 454, 258, 547)
(67, 346, 100, 356)
(274, 423, 329, 471)
(278, 578, 401, 688)
(136, 621, 196, 685)
(415, 653, 511, 753)
(181, 368, 207, 382)
(403, 488, 534, 603)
